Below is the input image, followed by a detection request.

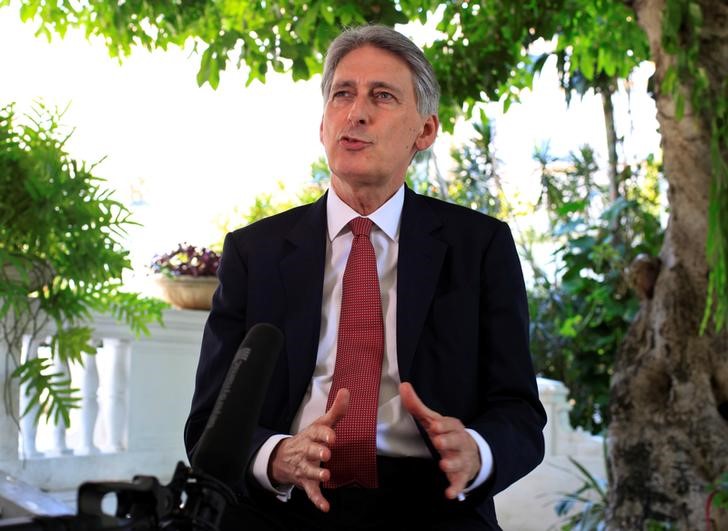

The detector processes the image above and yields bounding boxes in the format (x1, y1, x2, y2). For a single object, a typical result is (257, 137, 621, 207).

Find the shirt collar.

(327, 184, 404, 243)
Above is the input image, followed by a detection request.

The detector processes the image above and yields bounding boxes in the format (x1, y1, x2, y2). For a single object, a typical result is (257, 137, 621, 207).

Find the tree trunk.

(601, 84, 620, 204)
(608, 1, 728, 529)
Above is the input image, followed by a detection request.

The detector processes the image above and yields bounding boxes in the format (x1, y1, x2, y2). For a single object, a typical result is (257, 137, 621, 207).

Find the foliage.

(213, 157, 329, 247)
(528, 147, 664, 432)
(447, 111, 504, 216)
(642, 521, 678, 530)
(546, 0, 649, 103)
(151, 244, 220, 278)
(553, 456, 607, 531)
(706, 472, 728, 531)
(428, 0, 649, 127)
(408, 110, 506, 218)
(0, 0, 407, 91)
(0, 1, 649, 131)
(0, 103, 166, 426)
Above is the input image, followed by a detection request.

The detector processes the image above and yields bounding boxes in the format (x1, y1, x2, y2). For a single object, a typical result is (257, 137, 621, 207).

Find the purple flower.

(150, 243, 220, 277)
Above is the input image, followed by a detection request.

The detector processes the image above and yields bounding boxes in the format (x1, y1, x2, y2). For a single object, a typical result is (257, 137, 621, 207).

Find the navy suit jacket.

(185, 186, 546, 526)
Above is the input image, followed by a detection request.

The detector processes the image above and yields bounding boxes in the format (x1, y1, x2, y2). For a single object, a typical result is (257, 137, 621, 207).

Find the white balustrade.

(0, 308, 206, 506)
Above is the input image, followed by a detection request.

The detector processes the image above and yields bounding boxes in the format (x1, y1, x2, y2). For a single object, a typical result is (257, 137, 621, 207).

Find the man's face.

(320, 45, 438, 196)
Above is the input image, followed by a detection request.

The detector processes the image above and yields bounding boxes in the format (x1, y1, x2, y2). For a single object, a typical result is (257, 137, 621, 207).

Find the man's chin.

(332, 171, 391, 188)
(331, 168, 386, 187)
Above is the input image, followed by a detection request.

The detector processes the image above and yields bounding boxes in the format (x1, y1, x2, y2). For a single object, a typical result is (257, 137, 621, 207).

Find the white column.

(537, 377, 571, 456)
(18, 335, 44, 458)
(0, 337, 21, 461)
(73, 350, 100, 455)
(96, 338, 131, 453)
(48, 348, 72, 456)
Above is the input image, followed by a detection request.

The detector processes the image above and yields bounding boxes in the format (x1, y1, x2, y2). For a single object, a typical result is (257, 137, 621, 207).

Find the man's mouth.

(339, 135, 372, 149)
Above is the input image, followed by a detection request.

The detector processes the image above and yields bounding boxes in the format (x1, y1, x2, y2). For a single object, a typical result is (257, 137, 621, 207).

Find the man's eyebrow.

(330, 79, 404, 95)
(331, 80, 356, 91)
(369, 81, 403, 95)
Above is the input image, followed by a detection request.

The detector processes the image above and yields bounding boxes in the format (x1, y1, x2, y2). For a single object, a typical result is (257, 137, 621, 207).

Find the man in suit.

(185, 25, 546, 530)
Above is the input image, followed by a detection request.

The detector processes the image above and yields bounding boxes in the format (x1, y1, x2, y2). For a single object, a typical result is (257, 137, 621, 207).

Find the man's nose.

(347, 95, 369, 125)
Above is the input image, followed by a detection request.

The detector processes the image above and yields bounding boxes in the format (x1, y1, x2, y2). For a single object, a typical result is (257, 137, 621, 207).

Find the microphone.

(191, 323, 284, 485)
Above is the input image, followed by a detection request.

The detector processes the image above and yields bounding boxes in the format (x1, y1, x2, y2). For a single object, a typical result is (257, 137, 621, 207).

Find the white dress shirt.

(252, 185, 493, 499)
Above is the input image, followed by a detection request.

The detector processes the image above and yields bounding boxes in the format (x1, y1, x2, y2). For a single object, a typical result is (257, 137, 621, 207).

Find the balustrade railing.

(17, 336, 132, 458)
(0, 308, 207, 503)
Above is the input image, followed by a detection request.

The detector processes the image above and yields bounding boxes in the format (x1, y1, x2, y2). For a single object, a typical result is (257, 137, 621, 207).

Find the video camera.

(0, 462, 234, 530)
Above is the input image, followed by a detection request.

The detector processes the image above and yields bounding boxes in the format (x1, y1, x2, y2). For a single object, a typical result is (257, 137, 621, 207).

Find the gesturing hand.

(400, 382, 481, 500)
(268, 388, 349, 512)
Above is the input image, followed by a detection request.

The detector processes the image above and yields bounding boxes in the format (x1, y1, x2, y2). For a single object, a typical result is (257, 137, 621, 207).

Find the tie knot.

(350, 217, 373, 237)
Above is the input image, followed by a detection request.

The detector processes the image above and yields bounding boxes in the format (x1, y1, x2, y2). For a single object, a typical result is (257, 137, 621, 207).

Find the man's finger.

(400, 382, 438, 426)
(433, 429, 465, 452)
(445, 482, 467, 500)
(443, 464, 470, 497)
(321, 387, 350, 427)
(302, 481, 331, 513)
(306, 443, 330, 462)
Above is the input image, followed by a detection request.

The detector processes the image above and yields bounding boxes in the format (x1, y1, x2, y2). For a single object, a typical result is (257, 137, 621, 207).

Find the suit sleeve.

(469, 221, 546, 497)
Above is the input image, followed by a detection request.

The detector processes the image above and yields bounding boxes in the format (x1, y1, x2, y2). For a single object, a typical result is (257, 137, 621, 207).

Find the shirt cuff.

(462, 428, 494, 495)
(251, 434, 295, 502)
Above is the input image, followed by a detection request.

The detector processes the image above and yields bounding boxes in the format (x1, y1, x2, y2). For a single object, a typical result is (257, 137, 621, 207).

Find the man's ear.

(415, 114, 439, 151)
(319, 118, 324, 144)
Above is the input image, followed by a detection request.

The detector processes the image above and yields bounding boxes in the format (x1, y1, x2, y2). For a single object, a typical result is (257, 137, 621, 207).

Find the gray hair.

(321, 25, 440, 117)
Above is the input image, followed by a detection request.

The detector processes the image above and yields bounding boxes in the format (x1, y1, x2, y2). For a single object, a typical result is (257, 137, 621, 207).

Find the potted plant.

(150, 244, 220, 310)
(0, 102, 166, 426)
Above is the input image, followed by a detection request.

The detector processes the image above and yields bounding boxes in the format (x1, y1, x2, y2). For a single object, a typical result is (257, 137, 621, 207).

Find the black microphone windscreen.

(191, 323, 283, 484)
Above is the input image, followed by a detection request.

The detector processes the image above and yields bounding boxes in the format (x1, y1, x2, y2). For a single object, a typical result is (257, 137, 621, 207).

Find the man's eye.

(375, 92, 394, 100)
(332, 90, 351, 98)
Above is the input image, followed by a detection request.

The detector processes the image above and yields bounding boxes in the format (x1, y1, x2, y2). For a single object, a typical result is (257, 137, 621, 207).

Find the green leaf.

(295, 4, 319, 42)
(559, 315, 583, 337)
(196, 47, 212, 87)
(321, 5, 335, 25)
(19, 1, 38, 22)
(208, 61, 221, 89)
(661, 65, 677, 95)
(292, 58, 309, 81)
(13, 356, 80, 426)
(675, 92, 685, 121)
(51, 326, 96, 365)
(556, 200, 588, 216)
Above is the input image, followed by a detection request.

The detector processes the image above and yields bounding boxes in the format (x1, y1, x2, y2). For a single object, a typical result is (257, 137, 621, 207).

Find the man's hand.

(268, 388, 349, 512)
(400, 382, 481, 500)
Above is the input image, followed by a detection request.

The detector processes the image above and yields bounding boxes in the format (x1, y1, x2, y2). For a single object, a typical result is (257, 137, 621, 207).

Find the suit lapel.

(280, 193, 327, 413)
(396, 188, 447, 380)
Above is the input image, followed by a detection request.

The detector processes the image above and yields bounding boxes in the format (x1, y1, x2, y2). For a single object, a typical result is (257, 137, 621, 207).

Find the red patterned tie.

(324, 217, 384, 488)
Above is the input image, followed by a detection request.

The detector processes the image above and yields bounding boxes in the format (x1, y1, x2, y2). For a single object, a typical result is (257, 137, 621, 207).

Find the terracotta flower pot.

(153, 275, 219, 310)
